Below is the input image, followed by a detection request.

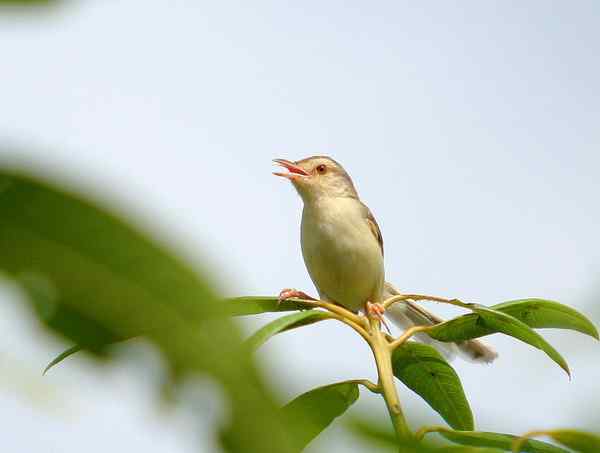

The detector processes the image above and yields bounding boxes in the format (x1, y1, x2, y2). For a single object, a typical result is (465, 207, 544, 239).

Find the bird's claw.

(278, 288, 316, 304)
(366, 301, 385, 317)
(366, 301, 391, 334)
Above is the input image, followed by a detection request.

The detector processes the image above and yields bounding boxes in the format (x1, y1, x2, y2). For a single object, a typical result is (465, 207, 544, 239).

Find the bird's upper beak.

(272, 158, 310, 180)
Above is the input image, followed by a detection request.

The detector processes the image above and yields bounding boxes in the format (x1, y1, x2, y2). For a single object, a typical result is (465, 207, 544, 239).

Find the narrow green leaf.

(246, 311, 331, 351)
(437, 430, 568, 453)
(473, 306, 570, 376)
(544, 430, 600, 453)
(491, 299, 598, 339)
(43, 345, 81, 374)
(282, 382, 360, 451)
(427, 299, 598, 343)
(428, 307, 570, 376)
(223, 296, 313, 316)
(392, 343, 474, 430)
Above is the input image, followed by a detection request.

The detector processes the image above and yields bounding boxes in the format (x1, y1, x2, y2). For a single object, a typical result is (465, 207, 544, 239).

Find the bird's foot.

(278, 288, 317, 303)
(366, 301, 392, 334)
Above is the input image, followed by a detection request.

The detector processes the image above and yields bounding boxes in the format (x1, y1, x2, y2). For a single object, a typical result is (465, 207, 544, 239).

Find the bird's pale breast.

(301, 197, 385, 312)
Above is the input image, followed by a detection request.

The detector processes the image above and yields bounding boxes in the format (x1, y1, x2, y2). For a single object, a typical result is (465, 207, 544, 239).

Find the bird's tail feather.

(383, 282, 498, 364)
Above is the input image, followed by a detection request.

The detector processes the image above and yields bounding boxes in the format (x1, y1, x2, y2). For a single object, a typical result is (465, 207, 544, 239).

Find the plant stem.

(414, 425, 448, 441)
(299, 298, 364, 325)
(369, 319, 412, 443)
(388, 325, 434, 351)
(511, 430, 551, 453)
(341, 379, 381, 394)
(327, 313, 371, 342)
(296, 295, 415, 442)
(383, 293, 469, 310)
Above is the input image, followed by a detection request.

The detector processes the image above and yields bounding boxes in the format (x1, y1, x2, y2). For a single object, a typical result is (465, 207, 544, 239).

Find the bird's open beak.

(272, 158, 309, 180)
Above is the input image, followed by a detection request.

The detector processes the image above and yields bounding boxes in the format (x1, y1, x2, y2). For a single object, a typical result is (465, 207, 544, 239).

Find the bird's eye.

(316, 164, 327, 174)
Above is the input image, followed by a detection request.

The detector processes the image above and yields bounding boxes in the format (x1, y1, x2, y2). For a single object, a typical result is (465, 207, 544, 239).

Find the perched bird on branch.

(273, 156, 497, 363)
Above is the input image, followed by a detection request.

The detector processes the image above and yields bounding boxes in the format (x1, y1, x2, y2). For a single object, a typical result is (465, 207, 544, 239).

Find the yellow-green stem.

(512, 430, 551, 453)
(369, 319, 412, 442)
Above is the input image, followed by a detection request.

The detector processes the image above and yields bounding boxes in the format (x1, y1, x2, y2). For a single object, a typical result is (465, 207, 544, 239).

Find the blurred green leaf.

(282, 381, 360, 451)
(346, 418, 518, 453)
(345, 416, 399, 450)
(436, 447, 505, 453)
(428, 306, 570, 376)
(434, 429, 567, 453)
(345, 417, 443, 452)
(246, 310, 331, 351)
(0, 169, 300, 453)
(45, 296, 315, 369)
(0, 169, 220, 344)
(392, 343, 474, 431)
(223, 296, 313, 316)
(0, 0, 58, 5)
(491, 299, 598, 339)
(539, 430, 600, 453)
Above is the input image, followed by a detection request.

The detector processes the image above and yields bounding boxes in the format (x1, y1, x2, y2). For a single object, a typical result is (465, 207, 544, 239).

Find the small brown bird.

(274, 155, 497, 363)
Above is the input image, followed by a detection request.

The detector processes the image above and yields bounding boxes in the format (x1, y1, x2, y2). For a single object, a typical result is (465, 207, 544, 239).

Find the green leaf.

(0, 169, 221, 346)
(346, 417, 445, 452)
(436, 429, 568, 453)
(474, 306, 570, 376)
(426, 312, 489, 343)
(0, 0, 60, 5)
(491, 299, 598, 339)
(0, 168, 302, 453)
(44, 296, 318, 370)
(223, 296, 313, 316)
(282, 382, 360, 451)
(246, 311, 331, 351)
(436, 447, 506, 453)
(392, 343, 474, 430)
(426, 299, 597, 344)
(43, 345, 81, 374)
(429, 306, 570, 376)
(345, 416, 398, 449)
(543, 430, 600, 453)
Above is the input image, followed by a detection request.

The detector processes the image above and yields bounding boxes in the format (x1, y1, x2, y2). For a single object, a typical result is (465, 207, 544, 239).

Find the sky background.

(1, 1, 599, 452)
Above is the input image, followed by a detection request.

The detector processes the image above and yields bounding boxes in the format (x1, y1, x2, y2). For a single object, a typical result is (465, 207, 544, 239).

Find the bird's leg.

(278, 288, 317, 303)
(366, 301, 391, 334)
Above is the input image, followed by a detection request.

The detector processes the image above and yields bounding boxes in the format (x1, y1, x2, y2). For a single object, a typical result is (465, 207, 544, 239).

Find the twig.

(414, 425, 448, 441)
(389, 325, 435, 351)
(368, 317, 413, 442)
(383, 293, 470, 310)
(512, 430, 550, 453)
(342, 379, 381, 394)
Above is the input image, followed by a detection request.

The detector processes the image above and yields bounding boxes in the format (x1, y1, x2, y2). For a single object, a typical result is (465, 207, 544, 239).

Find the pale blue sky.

(1, 1, 599, 452)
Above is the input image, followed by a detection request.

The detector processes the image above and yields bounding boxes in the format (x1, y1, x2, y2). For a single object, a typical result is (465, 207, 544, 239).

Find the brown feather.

(363, 203, 384, 257)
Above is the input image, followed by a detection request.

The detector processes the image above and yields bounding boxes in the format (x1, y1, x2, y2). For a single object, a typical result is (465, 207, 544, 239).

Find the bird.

(273, 155, 497, 363)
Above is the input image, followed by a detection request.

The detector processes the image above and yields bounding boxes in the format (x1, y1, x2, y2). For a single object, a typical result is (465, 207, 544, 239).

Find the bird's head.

(273, 156, 358, 202)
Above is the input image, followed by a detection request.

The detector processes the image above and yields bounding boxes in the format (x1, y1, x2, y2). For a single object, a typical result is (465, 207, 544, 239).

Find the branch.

(389, 325, 435, 351)
(383, 293, 471, 310)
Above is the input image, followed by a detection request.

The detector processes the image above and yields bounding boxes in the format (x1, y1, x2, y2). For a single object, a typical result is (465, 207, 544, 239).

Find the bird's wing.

(362, 202, 384, 257)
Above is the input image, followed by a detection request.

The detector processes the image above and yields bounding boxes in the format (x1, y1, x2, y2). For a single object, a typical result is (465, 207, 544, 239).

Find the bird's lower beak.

(272, 158, 309, 180)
